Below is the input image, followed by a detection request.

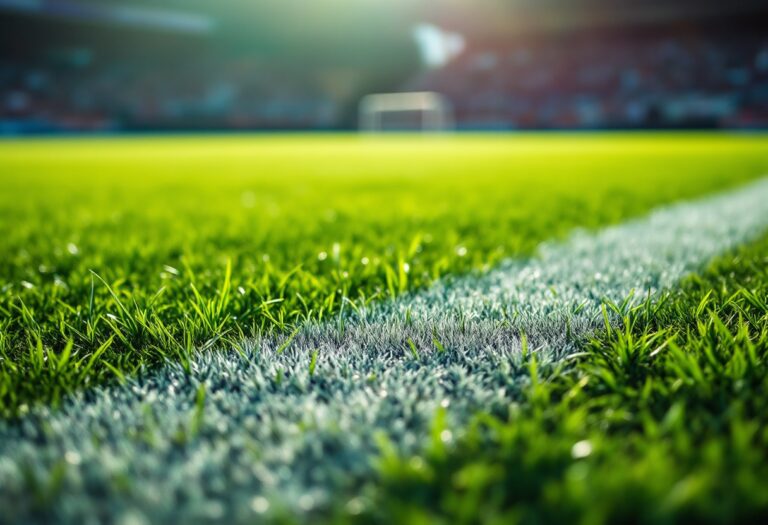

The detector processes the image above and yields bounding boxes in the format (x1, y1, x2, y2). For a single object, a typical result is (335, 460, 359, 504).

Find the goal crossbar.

(359, 92, 454, 132)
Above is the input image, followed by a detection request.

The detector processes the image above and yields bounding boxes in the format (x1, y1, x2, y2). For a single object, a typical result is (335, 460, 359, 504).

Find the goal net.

(358, 92, 454, 132)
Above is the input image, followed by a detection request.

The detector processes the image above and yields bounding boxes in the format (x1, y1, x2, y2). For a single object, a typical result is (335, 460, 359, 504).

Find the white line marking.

(2, 178, 768, 523)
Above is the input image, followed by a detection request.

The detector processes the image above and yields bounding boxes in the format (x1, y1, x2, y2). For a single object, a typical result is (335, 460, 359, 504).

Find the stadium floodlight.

(358, 92, 454, 132)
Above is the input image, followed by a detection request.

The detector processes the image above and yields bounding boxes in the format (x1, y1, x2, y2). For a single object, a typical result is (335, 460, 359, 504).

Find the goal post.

(358, 92, 454, 132)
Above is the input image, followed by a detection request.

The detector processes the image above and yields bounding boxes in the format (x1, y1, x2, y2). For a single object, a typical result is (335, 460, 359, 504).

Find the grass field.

(1, 133, 768, 523)
(366, 231, 768, 524)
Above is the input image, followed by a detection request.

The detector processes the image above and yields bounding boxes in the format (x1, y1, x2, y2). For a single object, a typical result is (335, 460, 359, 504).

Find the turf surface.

(1, 178, 767, 524)
(366, 221, 768, 525)
(1, 133, 767, 414)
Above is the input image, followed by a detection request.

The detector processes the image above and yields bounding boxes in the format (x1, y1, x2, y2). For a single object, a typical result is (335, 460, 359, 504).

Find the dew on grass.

(345, 497, 365, 515)
(571, 440, 593, 459)
(64, 451, 82, 465)
(250, 496, 269, 514)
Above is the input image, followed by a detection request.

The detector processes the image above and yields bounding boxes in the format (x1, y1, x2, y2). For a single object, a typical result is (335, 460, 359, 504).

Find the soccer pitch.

(1, 133, 768, 523)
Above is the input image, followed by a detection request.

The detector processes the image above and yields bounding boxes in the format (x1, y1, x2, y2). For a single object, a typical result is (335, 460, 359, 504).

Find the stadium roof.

(3, 0, 766, 36)
(2, 0, 765, 67)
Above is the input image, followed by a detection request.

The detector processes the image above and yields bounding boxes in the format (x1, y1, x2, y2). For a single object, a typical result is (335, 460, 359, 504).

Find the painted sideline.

(2, 178, 768, 524)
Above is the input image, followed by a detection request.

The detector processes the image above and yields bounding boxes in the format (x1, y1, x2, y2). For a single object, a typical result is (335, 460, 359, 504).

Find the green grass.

(358, 231, 768, 525)
(1, 133, 767, 415)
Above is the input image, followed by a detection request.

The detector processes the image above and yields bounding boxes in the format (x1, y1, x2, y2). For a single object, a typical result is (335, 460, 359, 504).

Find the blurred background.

(1, 0, 767, 134)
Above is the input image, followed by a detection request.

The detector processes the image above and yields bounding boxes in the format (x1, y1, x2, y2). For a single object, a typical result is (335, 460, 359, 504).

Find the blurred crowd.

(0, 56, 339, 134)
(409, 29, 768, 129)
(2, 27, 768, 132)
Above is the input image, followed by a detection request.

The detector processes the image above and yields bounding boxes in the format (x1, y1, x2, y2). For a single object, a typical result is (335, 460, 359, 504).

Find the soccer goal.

(358, 92, 454, 132)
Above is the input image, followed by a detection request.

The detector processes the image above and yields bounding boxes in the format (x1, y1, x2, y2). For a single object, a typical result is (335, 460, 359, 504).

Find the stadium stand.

(407, 26, 768, 130)
(0, 57, 338, 133)
(1, 1, 767, 132)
